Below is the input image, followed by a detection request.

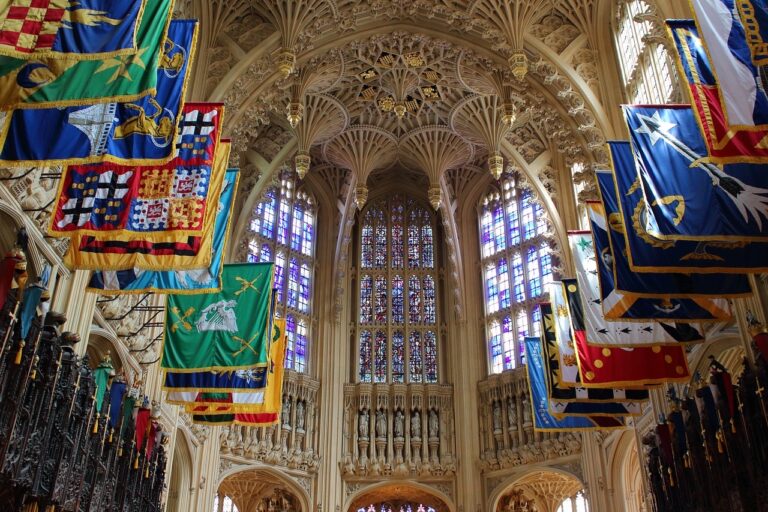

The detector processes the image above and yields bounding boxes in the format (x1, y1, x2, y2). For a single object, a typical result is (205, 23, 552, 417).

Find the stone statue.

(295, 400, 305, 431)
(507, 396, 517, 427)
(411, 410, 421, 438)
(522, 394, 532, 425)
(492, 400, 503, 432)
(394, 409, 404, 438)
(375, 409, 387, 438)
(281, 395, 292, 428)
(358, 409, 369, 439)
(429, 409, 439, 438)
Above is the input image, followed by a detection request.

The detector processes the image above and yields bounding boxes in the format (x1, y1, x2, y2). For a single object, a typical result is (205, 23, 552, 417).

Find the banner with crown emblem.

(0, 0, 171, 109)
(161, 263, 274, 372)
(667, 16, 768, 163)
(86, 169, 238, 295)
(0, 19, 198, 166)
(523, 337, 625, 431)
(608, 141, 768, 272)
(0, 0, 147, 59)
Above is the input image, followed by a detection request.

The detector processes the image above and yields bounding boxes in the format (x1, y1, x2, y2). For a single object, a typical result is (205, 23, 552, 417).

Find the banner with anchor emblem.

(0, 19, 198, 166)
(161, 263, 274, 372)
(607, 141, 768, 273)
(624, 105, 768, 241)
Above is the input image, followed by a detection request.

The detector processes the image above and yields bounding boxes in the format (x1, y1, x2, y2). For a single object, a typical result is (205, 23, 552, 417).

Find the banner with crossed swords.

(161, 262, 274, 372)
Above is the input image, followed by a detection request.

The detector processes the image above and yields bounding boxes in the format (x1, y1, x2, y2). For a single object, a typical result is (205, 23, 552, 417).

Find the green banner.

(0, 0, 172, 109)
(162, 263, 274, 372)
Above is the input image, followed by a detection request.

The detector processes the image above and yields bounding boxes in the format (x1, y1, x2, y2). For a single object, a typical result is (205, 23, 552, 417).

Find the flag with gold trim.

(735, 0, 768, 65)
(49, 103, 223, 239)
(539, 303, 648, 417)
(190, 318, 286, 425)
(563, 278, 691, 387)
(161, 263, 274, 373)
(0, 0, 146, 59)
(0, 0, 171, 110)
(667, 16, 768, 163)
(569, 231, 706, 346)
(86, 169, 238, 295)
(524, 336, 625, 431)
(608, 140, 768, 272)
(0, 19, 198, 166)
(623, 104, 768, 240)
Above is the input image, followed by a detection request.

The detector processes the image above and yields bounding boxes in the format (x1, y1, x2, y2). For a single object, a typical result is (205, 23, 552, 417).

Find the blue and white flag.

(691, 0, 768, 127)
(0, 19, 197, 166)
(624, 105, 768, 240)
(595, 169, 747, 308)
(524, 337, 625, 431)
(735, 0, 768, 65)
(86, 169, 238, 294)
(608, 141, 768, 272)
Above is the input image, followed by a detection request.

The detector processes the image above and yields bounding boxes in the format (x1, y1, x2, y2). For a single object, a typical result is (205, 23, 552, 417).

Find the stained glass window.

(615, 0, 677, 104)
(479, 175, 555, 373)
(247, 172, 315, 373)
(357, 194, 440, 383)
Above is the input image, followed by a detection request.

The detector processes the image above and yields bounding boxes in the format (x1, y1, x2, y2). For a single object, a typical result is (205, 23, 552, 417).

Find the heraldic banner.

(0, 0, 147, 59)
(0, 0, 172, 109)
(161, 263, 274, 372)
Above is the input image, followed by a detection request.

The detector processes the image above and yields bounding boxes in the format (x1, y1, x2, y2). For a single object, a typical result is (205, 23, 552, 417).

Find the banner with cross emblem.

(161, 263, 275, 372)
(62, 140, 229, 271)
(0, 0, 171, 109)
(0, 0, 148, 59)
(0, 19, 199, 167)
(49, 103, 224, 238)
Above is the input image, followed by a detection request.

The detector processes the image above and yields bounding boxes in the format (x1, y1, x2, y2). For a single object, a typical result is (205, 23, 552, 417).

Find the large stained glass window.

(480, 176, 554, 374)
(247, 172, 315, 373)
(358, 195, 440, 384)
(615, 0, 677, 104)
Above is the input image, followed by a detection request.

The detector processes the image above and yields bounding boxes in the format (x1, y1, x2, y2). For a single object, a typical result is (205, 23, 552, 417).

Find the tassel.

(109, 429, 113, 443)
(145, 465, 150, 479)
(717, 431, 724, 453)
(92, 414, 99, 434)
(14, 341, 25, 365)
(731, 418, 736, 434)
(668, 467, 675, 487)
(134, 454, 139, 469)
(118, 446, 123, 457)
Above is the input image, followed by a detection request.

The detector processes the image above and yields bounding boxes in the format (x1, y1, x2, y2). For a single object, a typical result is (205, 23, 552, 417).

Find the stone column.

(190, 427, 222, 512)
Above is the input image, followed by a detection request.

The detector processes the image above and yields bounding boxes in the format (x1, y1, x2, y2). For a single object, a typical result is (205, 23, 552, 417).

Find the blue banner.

(737, 0, 768, 65)
(624, 105, 768, 240)
(524, 337, 625, 431)
(0, 0, 145, 59)
(595, 170, 748, 306)
(0, 19, 197, 166)
(87, 169, 237, 294)
(163, 367, 268, 391)
(608, 141, 768, 272)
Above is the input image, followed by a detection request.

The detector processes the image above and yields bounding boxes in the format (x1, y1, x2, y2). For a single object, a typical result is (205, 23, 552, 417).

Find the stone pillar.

(191, 426, 222, 512)
(581, 432, 609, 512)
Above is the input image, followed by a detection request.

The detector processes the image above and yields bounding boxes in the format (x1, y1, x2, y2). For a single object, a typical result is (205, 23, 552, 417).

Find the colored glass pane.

(521, 191, 536, 240)
(375, 276, 388, 323)
(288, 258, 300, 309)
(360, 275, 373, 323)
(274, 252, 286, 304)
(409, 330, 423, 383)
(361, 217, 374, 268)
(392, 330, 405, 383)
(408, 223, 420, 268)
(527, 245, 542, 298)
(422, 224, 434, 268)
(502, 315, 515, 370)
(374, 330, 387, 383)
(278, 198, 291, 245)
(295, 319, 308, 373)
(299, 263, 311, 313)
(425, 330, 438, 383)
(489, 321, 503, 374)
(285, 314, 296, 370)
(259, 244, 272, 263)
(423, 275, 436, 325)
(359, 330, 372, 382)
(392, 275, 404, 324)
(513, 253, 525, 302)
(409, 275, 421, 324)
